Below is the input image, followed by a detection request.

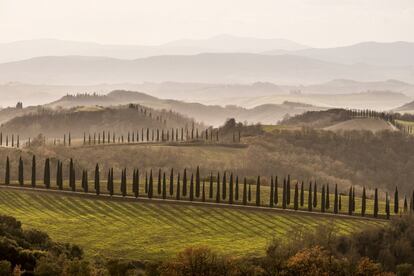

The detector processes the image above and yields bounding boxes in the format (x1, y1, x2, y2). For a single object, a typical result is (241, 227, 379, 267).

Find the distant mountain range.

(0, 35, 308, 63)
(0, 53, 413, 85)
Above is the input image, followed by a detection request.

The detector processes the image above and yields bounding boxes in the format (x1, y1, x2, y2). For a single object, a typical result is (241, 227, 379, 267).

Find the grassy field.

(0, 188, 386, 261)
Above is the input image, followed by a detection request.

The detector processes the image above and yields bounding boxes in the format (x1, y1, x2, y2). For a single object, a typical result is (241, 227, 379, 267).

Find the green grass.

(0, 188, 386, 260)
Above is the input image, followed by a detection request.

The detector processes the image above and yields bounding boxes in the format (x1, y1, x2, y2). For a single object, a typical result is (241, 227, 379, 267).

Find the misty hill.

(0, 35, 307, 63)
(47, 90, 326, 126)
(393, 101, 414, 113)
(0, 53, 412, 85)
(0, 104, 202, 138)
(266, 41, 414, 67)
(324, 118, 396, 133)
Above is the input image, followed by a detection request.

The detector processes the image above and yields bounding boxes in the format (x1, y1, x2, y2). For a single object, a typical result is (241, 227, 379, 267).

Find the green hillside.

(0, 189, 385, 260)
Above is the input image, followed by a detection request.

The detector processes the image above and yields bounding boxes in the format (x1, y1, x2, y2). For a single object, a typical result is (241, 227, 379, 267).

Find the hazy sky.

(0, 0, 413, 47)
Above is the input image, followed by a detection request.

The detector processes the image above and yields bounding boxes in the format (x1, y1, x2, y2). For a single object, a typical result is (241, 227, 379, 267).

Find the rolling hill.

(0, 103, 202, 138)
(324, 118, 396, 133)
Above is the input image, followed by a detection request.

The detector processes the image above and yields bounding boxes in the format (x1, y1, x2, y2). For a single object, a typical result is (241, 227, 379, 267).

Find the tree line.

(3, 156, 410, 219)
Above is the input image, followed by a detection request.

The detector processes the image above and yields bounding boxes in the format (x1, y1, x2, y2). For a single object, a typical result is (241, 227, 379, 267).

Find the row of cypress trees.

(0, 133, 20, 148)
(3, 156, 411, 219)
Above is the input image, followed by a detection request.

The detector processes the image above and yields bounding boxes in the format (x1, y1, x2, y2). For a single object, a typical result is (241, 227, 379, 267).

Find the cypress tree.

(57, 161, 63, 190)
(286, 175, 291, 205)
(134, 169, 140, 198)
(269, 176, 274, 207)
(282, 178, 287, 209)
(348, 186, 353, 215)
(374, 188, 379, 218)
(274, 176, 278, 205)
(82, 170, 88, 193)
(31, 155, 36, 188)
(385, 192, 390, 219)
(5, 156, 10, 185)
(326, 184, 330, 209)
(94, 164, 100, 195)
(189, 173, 194, 201)
(321, 185, 326, 213)
(404, 196, 408, 213)
(209, 173, 213, 199)
(222, 171, 227, 200)
(339, 194, 342, 211)
(308, 181, 312, 212)
(229, 173, 234, 204)
(44, 158, 50, 188)
(242, 177, 247, 205)
(352, 187, 356, 212)
(255, 176, 261, 206)
(196, 166, 200, 197)
(148, 169, 153, 199)
(202, 180, 206, 202)
(176, 172, 181, 200)
(248, 181, 252, 202)
(169, 168, 174, 196)
(18, 157, 23, 186)
(334, 184, 338, 214)
(158, 169, 162, 195)
(145, 172, 148, 194)
(300, 181, 304, 207)
(122, 169, 127, 197)
(394, 186, 399, 214)
(183, 168, 187, 197)
(362, 187, 366, 217)
(69, 158, 75, 192)
(162, 172, 167, 199)
(294, 182, 299, 210)
(235, 175, 239, 201)
(107, 169, 111, 195)
(313, 181, 317, 208)
(215, 172, 220, 203)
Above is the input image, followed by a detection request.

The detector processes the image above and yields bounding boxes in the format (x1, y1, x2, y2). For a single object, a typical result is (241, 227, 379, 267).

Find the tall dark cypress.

(321, 185, 325, 213)
(183, 168, 187, 197)
(176, 172, 181, 200)
(202, 180, 206, 202)
(361, 186, 366, 217)
(94, 164, 100, 195)
(169, 168, 174, 196)
(242, 177, 247, 205)
(274, 176, 278, 205)
(255, 176, 261, 206)
(334, 184, 338, 214)
(215, 172, 220, 203)
(269, 176, 274, 207)
(352, 187, 356, 212)
(282, 178, 287, 209)
(313, 181, 317, 208)
(374, 188, 379, 218)
(300, 181, 304, 207)
(5, 156, 10, 185)
(286, 175, 291, 205)
(248, 181, 252, 202)
(326, 184, 330, 209)
(122, 169, 127, 197)
(294, 182, 299, 210)
(222, 171, 227, 200)
(18, 157, 24, 186)
(158, 169, 162, 195)
(385, 192, 390, 219)
(58, 161, 63, 190)
(69, 158, 74, 191)
(31, 155, 36, 188)
(145, 171, 148, 194)
(44, 158, 50, 189)
(235, 175, 239, 201)
(162, 172, 167, 199)
(107, 169, 111, 195)
(308, 181, 312, 212)
(148, 169, 153, 199)
(394, 186, 399, 214)
(229, 173, 234, 204)
(404, 196, 408, 213)
(189, 173, 194, 201)
(209, 173, 213, 199)
(348, 186, 353, 215)
(82, 170, 88, 193)
(195, 166, 200, 197)
(339, 194, 342, 211)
